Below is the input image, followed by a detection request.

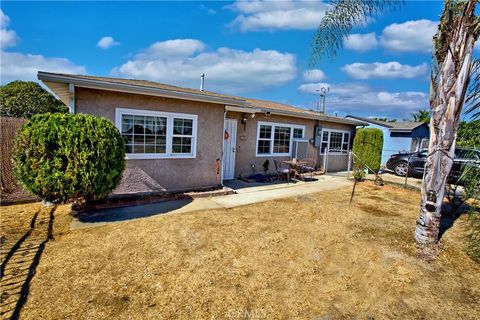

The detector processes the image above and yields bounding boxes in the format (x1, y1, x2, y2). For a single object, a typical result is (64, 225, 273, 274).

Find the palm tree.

(312, 0, 479, 251)
(411, 109, 431, 123)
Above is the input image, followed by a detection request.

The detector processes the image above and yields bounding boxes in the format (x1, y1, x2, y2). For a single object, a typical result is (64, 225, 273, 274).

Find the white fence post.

(323, 147, 329, 174)
(347, 150, 352, 178)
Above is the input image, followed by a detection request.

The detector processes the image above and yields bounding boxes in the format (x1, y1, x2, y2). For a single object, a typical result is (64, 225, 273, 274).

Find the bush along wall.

(352, 128, 383, 173)
(13, 113, 126, 203)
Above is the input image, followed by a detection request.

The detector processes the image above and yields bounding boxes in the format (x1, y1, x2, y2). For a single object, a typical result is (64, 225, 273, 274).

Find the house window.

(116, 108, 197, 159)
(321, 129, 351, 154)
(256, 122, 305, 156)
(293, 128, 303, 139)
(257, 125, 272, 154)
(273, 126, 291, 154)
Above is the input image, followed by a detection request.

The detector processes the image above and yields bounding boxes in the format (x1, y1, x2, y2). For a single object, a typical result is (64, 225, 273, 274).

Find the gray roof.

(345, 115, 427, 131)
(38, 71, 366, 127)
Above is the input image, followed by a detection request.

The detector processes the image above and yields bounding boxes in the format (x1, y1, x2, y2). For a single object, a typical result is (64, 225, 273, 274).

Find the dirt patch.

(5, 182, 479, 319)
(358, 203, 401, 217)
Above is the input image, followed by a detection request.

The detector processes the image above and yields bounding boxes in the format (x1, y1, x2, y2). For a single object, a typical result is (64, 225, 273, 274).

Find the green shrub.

(0, 81, 68, 118)
(13, 113, 125, 203)
(352, 128, 383, 173)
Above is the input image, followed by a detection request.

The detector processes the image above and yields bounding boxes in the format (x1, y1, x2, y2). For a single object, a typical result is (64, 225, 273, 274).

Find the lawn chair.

(273, 160, 292, 183)
(298, 158, 316, 180)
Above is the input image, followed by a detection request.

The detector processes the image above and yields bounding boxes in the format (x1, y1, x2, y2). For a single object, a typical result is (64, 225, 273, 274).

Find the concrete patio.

(71, 174, 352, 230)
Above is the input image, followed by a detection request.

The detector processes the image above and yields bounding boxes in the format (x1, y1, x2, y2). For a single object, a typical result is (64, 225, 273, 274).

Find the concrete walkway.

(71, 175, 352, 230)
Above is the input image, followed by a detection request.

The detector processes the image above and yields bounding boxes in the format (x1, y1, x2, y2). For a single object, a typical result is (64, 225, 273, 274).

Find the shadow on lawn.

(76, 197, 194, 224)
(439, 203, 479, 240)
(0, 207, 54, 320)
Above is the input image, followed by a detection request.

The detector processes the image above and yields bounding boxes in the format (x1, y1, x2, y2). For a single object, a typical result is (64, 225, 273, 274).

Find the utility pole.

(316, 87, 329, 113)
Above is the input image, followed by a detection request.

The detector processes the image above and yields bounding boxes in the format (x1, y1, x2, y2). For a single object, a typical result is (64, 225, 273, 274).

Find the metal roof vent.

(200, 73, 205, 91)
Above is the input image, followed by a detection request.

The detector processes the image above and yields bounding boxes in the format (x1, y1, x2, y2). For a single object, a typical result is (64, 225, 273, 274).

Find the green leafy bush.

(13, 113, 125, 203)
(457, 120, 480, 148)
(0, 81, 68, 118)
(352, 128, 383, 173)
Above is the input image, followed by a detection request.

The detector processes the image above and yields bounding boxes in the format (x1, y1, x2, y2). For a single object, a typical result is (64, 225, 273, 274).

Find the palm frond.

(465, 58, 480, 119)
(311, 0, 403, 64)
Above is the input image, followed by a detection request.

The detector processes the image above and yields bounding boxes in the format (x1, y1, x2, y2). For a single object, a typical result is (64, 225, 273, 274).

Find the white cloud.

(298, 81, 428, 115)
(136, 39, 205, 59)
(342, 61, 428, 80)
(380, 19, 437, 53)
(0, 10, 19, 48)
(228, 0, 328, 31)
(302, 69, 325, 82)
(0, 51, 86, 84)
(112, 39, 296, 94)
(97, 36, 120, 49)
(475, 41, 479, 52)
(343, 32, 378, 52)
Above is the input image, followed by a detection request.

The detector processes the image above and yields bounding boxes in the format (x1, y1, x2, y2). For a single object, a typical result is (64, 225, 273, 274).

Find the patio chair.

(298, 158, 316, 180)
(273, 160, 292, 184)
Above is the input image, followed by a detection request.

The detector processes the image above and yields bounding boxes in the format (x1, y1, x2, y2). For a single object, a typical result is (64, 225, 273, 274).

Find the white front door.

(222, 119, 237, 180)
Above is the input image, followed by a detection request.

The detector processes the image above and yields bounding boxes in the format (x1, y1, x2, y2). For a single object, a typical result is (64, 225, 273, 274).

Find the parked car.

(386, 148, 480, 183)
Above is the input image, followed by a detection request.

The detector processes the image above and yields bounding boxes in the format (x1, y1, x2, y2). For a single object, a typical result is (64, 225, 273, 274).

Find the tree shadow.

(75, 197, 194, 224)
(0, 208, 54, 320)
(439, 202, 479, 240)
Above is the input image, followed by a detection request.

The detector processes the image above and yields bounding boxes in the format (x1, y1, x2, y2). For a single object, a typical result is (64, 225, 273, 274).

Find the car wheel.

(394, 162, 409, 176)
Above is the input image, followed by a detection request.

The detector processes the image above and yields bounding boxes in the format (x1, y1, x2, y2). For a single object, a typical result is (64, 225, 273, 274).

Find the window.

(293, 128, 303, 139)
(321, 129, 351, 154)
(172, 118, 193, 154)
(116, 108, 197, 159)
(256, 122, 305, 156)
(273, 126, 291, 153)
(257, 124, 272, 154)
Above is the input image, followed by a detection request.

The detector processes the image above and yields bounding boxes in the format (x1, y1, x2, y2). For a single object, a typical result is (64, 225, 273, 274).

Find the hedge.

(13, 113, 125, 203)
(352, 128, 383, 173)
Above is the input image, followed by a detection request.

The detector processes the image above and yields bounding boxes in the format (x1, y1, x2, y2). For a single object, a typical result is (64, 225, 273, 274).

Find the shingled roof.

(38, 72, 365, 126)
(345, 115, 427, 131)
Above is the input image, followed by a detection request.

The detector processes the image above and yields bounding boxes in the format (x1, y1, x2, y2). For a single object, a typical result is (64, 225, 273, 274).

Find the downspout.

(220, 106, 227, 184)
(68, 83, 75, 114)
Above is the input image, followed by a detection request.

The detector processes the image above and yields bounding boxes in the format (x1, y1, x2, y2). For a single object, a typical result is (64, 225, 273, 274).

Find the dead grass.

(0, 202, 42, 265)
(4, 182, 480, 319)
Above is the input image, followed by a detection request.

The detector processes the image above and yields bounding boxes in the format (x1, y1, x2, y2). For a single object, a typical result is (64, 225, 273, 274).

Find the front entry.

(222, 119, 237, 180)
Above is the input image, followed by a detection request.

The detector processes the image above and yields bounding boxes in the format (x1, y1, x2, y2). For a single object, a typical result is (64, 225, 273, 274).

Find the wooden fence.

(1, 117, 25, 192)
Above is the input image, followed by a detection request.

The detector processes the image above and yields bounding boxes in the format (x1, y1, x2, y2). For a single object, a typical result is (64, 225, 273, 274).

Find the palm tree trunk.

(415, 0, 478, 245)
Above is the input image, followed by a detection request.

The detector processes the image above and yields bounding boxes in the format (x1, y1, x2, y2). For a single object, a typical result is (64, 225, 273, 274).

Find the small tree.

(13, 113, 126, 203)
(352, 128, 383, 175)
(411, 109, 431, 123)
(457, 120, 480, 148)
(0, 81, 68, 118)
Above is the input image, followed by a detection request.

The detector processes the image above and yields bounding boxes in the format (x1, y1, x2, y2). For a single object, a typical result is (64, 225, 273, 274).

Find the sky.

(1, 0, 479, 119)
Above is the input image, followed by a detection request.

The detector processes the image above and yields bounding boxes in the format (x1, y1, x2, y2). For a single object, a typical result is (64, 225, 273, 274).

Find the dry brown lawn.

(3, 182, 480, 319)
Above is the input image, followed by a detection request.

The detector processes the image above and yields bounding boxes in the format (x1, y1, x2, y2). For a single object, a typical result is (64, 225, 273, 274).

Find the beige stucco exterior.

(225, 111, 353, 178)
(74, 87, 355, 191)
(75, 87, 224, 191)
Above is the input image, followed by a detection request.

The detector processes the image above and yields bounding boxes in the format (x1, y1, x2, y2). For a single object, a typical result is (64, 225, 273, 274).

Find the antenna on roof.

(200, 73, 205, 91)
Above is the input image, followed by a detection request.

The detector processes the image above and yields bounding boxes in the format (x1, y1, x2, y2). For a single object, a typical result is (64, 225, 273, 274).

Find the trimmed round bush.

(352, 128, 383, 173)
(13, 113, 125, 203)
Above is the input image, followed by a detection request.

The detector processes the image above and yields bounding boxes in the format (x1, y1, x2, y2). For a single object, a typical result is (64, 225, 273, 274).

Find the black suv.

(386, 148, 480, 181)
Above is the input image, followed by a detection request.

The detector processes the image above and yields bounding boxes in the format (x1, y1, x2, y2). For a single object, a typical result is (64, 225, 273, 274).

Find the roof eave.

(37, 71, 247, 107)
(262, 108, 366, 126)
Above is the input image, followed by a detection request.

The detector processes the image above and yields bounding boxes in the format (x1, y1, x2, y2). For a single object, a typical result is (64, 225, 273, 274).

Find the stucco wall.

(362, 123, 412, 164)
(75, 87, 224, 191)
(226, 111, 354, 178)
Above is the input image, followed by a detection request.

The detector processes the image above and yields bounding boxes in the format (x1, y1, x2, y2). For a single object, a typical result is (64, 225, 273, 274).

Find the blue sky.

(1, 1, 479, 119)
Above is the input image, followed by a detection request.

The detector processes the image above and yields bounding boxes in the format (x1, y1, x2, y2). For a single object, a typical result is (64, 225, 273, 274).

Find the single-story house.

(38, 71, 365, 192)
(345, 115, 430, 164)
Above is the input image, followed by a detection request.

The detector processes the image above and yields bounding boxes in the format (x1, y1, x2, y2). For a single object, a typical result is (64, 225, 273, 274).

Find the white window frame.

(320, 128, 351, 155)
(115, 108, 197, 159)
(255, 121, 305, 157)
